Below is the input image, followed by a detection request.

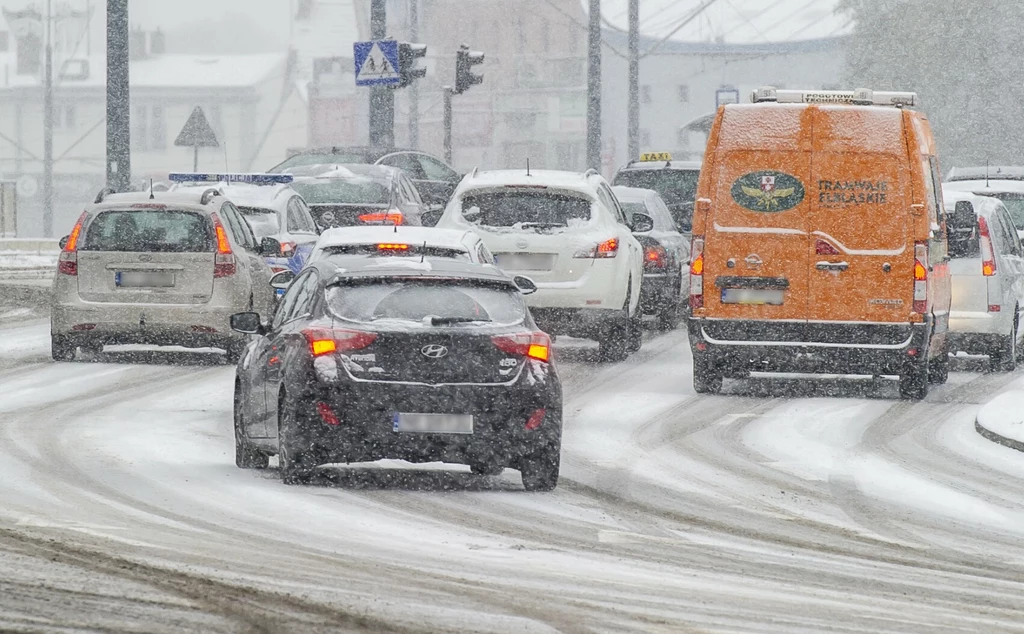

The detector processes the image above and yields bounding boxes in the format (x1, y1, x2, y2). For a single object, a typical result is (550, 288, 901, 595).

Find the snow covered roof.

(318, 226, 474, 251)
(461, 169, 599, 191)
(595, 0, 852, 46)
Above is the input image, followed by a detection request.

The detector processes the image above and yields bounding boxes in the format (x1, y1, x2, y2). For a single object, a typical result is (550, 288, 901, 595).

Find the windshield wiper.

(429, 316, 491, 325)
(519, 222, 564, 229)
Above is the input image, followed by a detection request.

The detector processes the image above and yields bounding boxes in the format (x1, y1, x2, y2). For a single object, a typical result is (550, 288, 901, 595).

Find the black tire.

(598, 320, 629, 362)
(626, 312, 643, 353)
(928, 347, 949, 385)
(80, 338, 103, 355)
(278, 394, 318, 485)
(520, 447, 560, 491)
(224, 338, 247, 365)
(898, 359, 929, 400)
(692, 353, 723, 395)
(51, 335, 75, 362)
(234, 384, 269, 469)
(469, 462, 505, 477)
(656, 287, 682, 331)
(990, 317, 1018, 373)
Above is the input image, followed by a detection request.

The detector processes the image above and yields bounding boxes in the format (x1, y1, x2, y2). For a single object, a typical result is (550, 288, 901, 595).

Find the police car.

(612, 152, 700, 234)
(307, 225, 495, 265)
(169, 173, 319, 273)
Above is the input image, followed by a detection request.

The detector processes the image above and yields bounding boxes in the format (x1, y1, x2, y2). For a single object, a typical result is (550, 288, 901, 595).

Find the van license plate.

(393, 413, 473, 434)
(721, 288, 784, 305)
(116, 271, 175, 287)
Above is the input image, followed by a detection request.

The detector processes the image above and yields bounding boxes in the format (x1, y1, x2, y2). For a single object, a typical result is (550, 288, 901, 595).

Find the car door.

(249, 280, 302, 437)
(265, 270, 319, 441)
(223, 202, 275, 319)
(993, 205, 1024, 320)
(286, 196, 319, 267)
(599, 183, 642, 312)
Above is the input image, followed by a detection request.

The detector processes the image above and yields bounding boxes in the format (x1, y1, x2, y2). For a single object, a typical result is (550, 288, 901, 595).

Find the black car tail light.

(302, 327, 377, 357)
(492, 332, 551, 363)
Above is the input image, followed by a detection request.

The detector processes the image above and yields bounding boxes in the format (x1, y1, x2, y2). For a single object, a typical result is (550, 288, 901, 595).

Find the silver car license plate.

(393, 413, 474, 434)
(720, 288, 784, 305)
(116, 271, 175, 287)
(495, 253, 554, 271)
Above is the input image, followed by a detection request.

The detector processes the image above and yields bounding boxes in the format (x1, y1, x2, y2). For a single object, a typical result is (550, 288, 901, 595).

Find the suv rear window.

(81, 209, 212, 252)
(328, 280, 525, 326)
(460, 190, 591, 229)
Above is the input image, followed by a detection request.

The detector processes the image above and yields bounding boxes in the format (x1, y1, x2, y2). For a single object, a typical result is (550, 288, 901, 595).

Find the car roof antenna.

(986, 159, 990, 188)
(526, 158, 531, 177)
(149, 178, 155, 200)
(421, 241, 427, 263)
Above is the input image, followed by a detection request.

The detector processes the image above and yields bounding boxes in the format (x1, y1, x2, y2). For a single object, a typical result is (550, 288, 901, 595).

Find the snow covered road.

(2, 325, 1024, 632)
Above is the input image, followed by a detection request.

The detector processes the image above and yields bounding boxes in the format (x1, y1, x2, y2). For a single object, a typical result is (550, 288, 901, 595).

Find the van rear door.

(704, 105, 813, 332)
(807, 106, 912, 335)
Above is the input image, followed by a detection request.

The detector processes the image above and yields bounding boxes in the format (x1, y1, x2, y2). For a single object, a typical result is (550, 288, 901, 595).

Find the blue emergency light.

(167, 173, 293, 185)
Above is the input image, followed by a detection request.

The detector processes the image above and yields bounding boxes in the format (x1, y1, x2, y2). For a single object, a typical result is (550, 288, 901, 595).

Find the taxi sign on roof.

(640, 152, 672, 162)
(168, 173, 294, 185)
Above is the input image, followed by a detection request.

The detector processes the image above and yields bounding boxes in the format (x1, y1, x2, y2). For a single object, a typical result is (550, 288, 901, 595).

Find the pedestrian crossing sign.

(354, 39, 401, 87)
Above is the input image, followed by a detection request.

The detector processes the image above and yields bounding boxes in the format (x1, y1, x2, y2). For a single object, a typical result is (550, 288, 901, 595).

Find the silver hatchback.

(50, 187, 280, 362)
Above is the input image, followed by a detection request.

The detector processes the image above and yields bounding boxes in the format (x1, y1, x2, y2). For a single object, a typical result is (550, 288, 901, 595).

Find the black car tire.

(234, 385, 269, 470)
(693, 352, 723, 395)
(626, 311, 643, 353)
(278, 395, 318, 485)
(520, 447, 560, 491)
(80, 338, 103, 355)
(898, 358, 929, 400)
(599, 320, 630, 362)
(470, 462, 505, 477)
(928, 348, 950, 385)
(990, 317, 1017, 373)
(656, 288, 682, 331)
(224, 339, 247, 365)
(51, 335, 75, 362)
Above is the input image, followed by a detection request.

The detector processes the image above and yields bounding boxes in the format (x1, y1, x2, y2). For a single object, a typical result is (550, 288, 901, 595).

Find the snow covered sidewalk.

(976, 390, 1024, 453)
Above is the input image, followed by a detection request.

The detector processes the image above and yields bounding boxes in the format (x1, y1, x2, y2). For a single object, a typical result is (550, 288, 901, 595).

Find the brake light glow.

(358, 211, 404, 225)
(279, 241, 296, 257)
(316, 402, 341, 426)
(491, 332, 551, 363)
(525, 408, 546, 431)
(644, 244, 667, 269)
(913, 241, 928, 314)
(978, 216, 997, 276)
(58, 212, 88, 276)
(689, 237, 705, 310)
(377, 243, 410, 251)
(815, 238, 841, 256)
(302, 327, 377, 357)
(210, 213, 236, 278)
(574, 238, 619, 259)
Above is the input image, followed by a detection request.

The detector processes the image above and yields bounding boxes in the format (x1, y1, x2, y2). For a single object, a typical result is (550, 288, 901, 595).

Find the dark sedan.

(230, 258, 563, 490)
(286, 164, 425, 229)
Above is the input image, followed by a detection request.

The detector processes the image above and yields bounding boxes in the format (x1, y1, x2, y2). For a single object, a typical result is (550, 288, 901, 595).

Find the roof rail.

(200, 188, 221, 205)
(471, 166, 479, 178)
(94, 187, 116, 204)
(583, 168, 599, 179)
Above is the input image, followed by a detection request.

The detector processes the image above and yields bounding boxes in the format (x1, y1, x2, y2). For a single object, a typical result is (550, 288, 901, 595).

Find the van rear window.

(461, 191, 591, 229)
(81, 210, 212, 252)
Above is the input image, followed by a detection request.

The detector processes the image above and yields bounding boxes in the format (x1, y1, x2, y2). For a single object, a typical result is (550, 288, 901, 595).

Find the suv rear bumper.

(688, 318, 933, 376)
(51, 301, 240, 346)
(530, 307, 627, 338)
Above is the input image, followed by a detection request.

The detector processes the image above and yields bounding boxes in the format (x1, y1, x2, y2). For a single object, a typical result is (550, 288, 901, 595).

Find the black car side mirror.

(230, 311, 264, 335)
(513, 275, 538, 295)
(259, 237, 282, 257)
(59, 235, 69, 249)
(269, 269, 295, 290)
(631, 212, 654, 233)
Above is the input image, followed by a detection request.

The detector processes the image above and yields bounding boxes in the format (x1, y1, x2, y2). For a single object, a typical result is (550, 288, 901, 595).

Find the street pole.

(369, 0, 394, 148)
(443, 86, 453, 165)
(586, 0, 602, 171)
(42, 0, 54, 236)
(408, 0, 420, 149)
(106, 0, 131, 193)
(627, 0, 639, 161)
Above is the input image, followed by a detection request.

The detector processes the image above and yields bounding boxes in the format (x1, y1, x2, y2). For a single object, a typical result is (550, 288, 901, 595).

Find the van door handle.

(815, 261, 849, 272)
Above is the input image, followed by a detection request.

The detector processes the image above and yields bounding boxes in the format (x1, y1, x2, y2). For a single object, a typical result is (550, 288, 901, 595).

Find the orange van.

(687, 88, 951, 399)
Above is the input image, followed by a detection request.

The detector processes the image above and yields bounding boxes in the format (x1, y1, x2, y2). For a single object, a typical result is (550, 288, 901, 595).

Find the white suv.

(437, 169, 651, 361)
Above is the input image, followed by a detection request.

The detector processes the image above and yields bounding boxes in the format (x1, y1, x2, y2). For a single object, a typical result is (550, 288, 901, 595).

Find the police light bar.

(751, 87, 916, 108)
(167, 173, 294, 185)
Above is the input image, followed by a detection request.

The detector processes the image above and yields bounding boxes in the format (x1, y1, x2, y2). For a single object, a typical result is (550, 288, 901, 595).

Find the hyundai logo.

(420, 344, 449, 359)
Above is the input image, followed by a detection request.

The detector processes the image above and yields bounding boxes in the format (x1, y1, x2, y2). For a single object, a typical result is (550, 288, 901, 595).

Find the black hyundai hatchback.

(230, 258, 562, 490)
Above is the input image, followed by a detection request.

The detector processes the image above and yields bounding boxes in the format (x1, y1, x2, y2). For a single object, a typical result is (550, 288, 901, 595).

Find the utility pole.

(586, 0, 602, 171)
(106, 0, 131, 193)
(42, 0, 54, 236)
(408, 0, 419, 149)
(368, 0, 394, 148)
(627, 0, 639, 161)
(443, 86, 453, 164)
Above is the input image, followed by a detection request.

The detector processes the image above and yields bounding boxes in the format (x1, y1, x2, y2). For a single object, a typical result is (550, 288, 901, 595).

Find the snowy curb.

(975, 390, 1024, 453)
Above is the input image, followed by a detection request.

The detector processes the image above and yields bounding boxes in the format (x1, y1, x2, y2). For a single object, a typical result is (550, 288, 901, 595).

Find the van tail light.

(978, 216, 997, 276)
(358, 210, 404, 225)
(279, 241, 296, 257)
(689, 237, 705, 310)
(574, 237, 619, 259)
(913, 241, 928, 314)
(302, 327, 377, 357)
(210, 213, 236, 278)
(492, 331, 551, 363)
(815, 238, 841, 255)
(58, 211, 88, 276)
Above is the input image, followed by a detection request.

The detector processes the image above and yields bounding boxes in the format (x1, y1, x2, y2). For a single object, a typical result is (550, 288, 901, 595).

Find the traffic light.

(455, 44, 484, 95)
(398, 42, 427, 88)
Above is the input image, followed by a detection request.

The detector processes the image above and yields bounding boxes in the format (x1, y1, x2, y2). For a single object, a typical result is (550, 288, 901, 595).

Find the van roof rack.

(751, 87, 916, 108)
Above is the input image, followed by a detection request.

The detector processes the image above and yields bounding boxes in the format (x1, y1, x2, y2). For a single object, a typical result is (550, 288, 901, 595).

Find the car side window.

(272, 272, 306, 330)
(995, 208, 1021, 258)
(401, 175, 424, 206)
(286, 198, 308, 233)
(416, 154, 457, 181)
(294, 198, 318, 233)
(290, 271, 320, 319)
(596, 185, 626, 225)
(655, 197, 677, 232)
(221, 203, 255, 250)
(380, 153, 427, 180)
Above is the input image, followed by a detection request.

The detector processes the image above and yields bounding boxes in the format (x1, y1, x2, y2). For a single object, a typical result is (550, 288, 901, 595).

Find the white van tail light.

(210, 213, 236, 278)
(58, 211, 88, 276)
(689, 237, 705, 310)
(978, 216, 997, 276)
(913, 241, 928, 314)
(573, 237, 618, 259)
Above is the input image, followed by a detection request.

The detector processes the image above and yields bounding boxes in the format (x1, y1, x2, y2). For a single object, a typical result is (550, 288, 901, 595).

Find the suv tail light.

(573, 237, 618, 259)
(57, 211, 88, 276)
(359, 210, 404, 225)
(210, 213, 236, 278)
(689, 237, 705, 310)
(913, 241, 928, 314)
(491, 331, 551, 363)
(302, 327, 378, 357)
(978, 216, 997, 276)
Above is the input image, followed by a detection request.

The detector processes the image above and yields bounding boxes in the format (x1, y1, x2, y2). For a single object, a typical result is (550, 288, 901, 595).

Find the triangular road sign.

(174, 106, 219, 148)
(356, 42, 399, 82)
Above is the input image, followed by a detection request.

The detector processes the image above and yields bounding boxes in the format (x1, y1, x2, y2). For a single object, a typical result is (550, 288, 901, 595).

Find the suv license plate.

(721, 288, 784, 305)
(116, 271, 175, 287)
(393, 413, 473, 434)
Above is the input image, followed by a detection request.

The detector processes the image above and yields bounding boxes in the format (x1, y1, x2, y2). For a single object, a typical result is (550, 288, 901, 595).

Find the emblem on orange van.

(731, 171, 805, 212)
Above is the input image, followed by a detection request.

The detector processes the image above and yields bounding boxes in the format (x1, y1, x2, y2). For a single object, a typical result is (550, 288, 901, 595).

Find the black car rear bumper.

(640, 272, 678, 314)
(688, 317, 934, 376)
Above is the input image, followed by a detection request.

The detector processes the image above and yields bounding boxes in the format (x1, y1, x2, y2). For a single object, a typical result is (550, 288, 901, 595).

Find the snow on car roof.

(92, 190, 221, 210)
(611, 185, 659, 202)
(619, 160, 702, 172)
(458, 169, 603, 196)
(943, 180, 1024, 195)
(169, 182, 292, 211)
(317, 226, 473, 251)
(941, 187, 1010, 214)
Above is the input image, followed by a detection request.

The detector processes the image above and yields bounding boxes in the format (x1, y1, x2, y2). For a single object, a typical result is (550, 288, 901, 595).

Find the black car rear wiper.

(519, 222, 565, 229)
(429, 316, 492, 325)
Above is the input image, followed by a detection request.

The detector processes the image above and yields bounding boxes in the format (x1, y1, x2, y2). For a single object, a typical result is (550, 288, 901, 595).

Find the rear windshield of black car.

(321, 244, 470, 261)
(460, 190, 591, 228)
(613, 169, 699, 206)
(291, 179, 391, 205)
(327, 279, 526, 326)
(275, 153, 371, 170)
(237, 206, 280, 240)
(81, 209, 212, 252)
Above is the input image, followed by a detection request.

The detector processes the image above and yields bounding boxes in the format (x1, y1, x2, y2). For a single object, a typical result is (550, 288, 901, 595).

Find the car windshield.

(460, 190, 591, 228)
(327, 279, 525, 326)
(291, 179, 391, 205)
(319, 244, 471, 261)
(237, 206, 280, 239)
(80, 209, 212, 252)
(273, 152, 371, 171)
